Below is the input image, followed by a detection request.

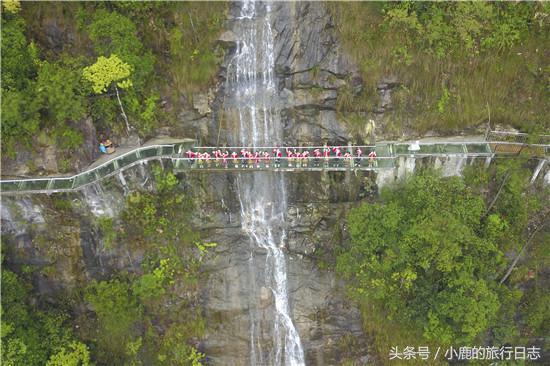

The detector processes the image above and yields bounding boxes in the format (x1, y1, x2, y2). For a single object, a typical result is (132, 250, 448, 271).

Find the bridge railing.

(393, 142, 493, 155)
(2, 139, 548, 194)
(1, 142, 192, 193)
(187, 142, 496, 158)
(192, 144, 393, 157)
(487, 131, 550, 146)
(173, 156, 396, 171)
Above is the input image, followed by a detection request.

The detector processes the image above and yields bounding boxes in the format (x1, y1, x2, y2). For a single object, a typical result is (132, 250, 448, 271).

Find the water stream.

(225, 1, 305, 365)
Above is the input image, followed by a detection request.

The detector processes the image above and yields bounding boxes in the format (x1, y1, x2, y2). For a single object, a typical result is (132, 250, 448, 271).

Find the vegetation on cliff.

(330, 2, 549, 135)
(339, 164, 548, 363)
(1, 168, 211, 365)
(81, 169, 209, 365)
(1, 1, 226, 164)
(1, 262, 91, 366)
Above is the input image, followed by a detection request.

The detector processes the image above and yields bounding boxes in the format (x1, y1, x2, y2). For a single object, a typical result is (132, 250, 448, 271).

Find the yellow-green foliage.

(328, 2, 549, 134)
(83, 54, 133, 94)
(2, 0, 21, 14)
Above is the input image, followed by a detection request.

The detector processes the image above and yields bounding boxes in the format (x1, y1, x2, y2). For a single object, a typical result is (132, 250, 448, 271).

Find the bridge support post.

(530, 159, 546, 184)
(484, 155, 493, 169)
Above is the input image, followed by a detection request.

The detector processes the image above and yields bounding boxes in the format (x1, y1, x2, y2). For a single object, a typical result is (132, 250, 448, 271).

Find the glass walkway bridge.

(1, 134, 548, 195)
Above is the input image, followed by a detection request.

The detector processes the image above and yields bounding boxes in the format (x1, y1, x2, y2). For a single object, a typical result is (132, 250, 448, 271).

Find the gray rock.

(193, 93, 213, 116)
(217, 30, 238, 49)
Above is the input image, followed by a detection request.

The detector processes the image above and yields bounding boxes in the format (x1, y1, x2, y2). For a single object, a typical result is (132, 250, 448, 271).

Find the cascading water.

(224, 1, 305, 365)
(441, 155, 466, 177)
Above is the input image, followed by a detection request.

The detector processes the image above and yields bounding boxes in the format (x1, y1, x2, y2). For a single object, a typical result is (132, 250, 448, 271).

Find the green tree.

(84, 9, 157, 136)
(83, 54, 133, 134)
(1, 87, 40, 156)
(0, 16, 36, 91)
(86, 9, 154, 90)
(157, 325, 205, 366)
(338, 172, 505, 345)
(36, 58, 87, 125)
(0, 11, 40, 156)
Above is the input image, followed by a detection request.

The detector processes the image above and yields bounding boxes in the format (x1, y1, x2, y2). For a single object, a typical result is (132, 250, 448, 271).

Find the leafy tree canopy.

(338, 172, 508, 345)
(36, 57, 87, 124)
(0, 16, 37, 90)
(2, 0, 21, 14)
(83, 54, 133, 94)
(84, 279, 142, 364)
(46, 341, 91, 366)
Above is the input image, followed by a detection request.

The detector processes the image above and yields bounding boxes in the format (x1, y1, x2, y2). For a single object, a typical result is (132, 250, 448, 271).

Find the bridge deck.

(1, 136, 547, 195)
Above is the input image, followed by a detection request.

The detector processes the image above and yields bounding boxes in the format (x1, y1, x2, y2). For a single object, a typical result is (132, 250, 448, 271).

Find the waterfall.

(81, 183, 115, 217)
(441, 155, 466, 177)
(226, 2, 305, 365)
(397, 156, 416, 180)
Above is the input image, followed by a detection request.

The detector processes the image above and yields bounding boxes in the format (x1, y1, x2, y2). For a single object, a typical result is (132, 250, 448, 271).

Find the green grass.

(159, 2, 227, 98)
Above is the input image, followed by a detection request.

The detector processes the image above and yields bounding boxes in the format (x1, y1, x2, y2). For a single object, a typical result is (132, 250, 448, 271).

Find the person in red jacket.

(221, 151, 229, 167)
(333, 147, 342, 167)
(313, 148, 321, 167)
(355, 147, 363, 167)
(368, 150, 377, 167)
(302, 150, 310, 168)
(286, 149, 294, 167)
(247, 151, 254, 168)
(323, 145, 330, 167)
(344, 152, 352, 168)
(241, 149, 248, 166)
(197, 152, 204, 168)
(213, 149, 220, 166)
(296, 151, 302, 168)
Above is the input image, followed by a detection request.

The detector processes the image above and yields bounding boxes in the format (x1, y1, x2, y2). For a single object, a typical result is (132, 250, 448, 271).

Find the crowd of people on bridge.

(183, 146, 378, 169)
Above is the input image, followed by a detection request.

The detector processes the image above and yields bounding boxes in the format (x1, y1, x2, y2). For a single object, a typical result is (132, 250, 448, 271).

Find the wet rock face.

(191, 169, 370, 365)
(200, 2, 369, 363)
(209, 1, 362, 147)
(274, 1, 362, 145)
(0, 165, 154, 296)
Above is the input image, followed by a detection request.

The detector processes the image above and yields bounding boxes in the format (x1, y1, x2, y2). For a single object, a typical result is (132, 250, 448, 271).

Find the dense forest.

(336, 161, 549, 364)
